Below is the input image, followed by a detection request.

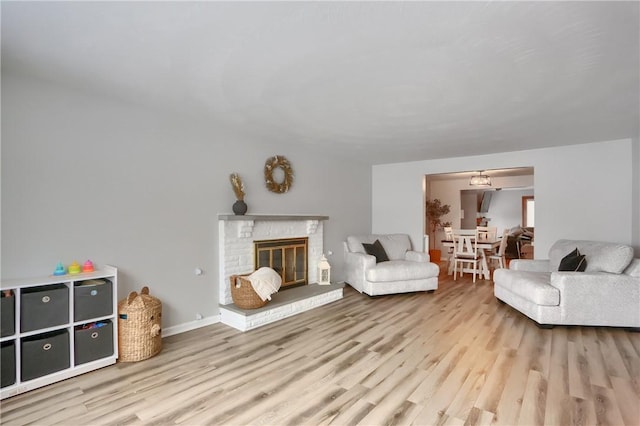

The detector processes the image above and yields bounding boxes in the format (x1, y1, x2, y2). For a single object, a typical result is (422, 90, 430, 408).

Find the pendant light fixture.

(469, 171, 491, 186)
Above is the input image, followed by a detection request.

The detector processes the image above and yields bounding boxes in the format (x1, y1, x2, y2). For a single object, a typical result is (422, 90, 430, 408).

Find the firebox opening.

(254, 237, 308, 288)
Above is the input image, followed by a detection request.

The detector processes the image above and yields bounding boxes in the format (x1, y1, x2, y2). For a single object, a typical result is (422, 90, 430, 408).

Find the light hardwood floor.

(1, 269, 639, 425)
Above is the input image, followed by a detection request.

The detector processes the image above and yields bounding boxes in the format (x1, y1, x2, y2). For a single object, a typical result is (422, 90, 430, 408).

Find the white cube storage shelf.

(0, 265, 118, 399)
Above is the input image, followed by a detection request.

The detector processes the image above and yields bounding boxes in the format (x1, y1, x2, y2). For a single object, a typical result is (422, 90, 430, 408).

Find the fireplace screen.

(254, 237, 308, 288)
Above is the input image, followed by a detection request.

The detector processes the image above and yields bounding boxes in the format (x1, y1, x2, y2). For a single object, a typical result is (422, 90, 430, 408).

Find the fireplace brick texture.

(218, 219, 324, 305)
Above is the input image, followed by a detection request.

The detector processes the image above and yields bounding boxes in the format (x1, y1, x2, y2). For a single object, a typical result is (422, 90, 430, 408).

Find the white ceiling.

(2, 1, 638, 165)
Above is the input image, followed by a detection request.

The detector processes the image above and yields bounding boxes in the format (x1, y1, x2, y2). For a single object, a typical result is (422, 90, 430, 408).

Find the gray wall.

(373, 138, 638, 258)
(460, 191, 477, 229)
(487, 188, 535, 235)
(1, 72, 372, 329)
(459, 188, 535, 232)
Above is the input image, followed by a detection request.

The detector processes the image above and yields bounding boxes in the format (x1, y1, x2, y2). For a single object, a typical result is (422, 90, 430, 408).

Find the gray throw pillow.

(558, 248, 587, 272)
(362, 239, 389, 263)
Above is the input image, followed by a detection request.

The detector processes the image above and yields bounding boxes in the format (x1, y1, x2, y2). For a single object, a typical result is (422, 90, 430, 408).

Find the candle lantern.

(318, 254, 331, 285)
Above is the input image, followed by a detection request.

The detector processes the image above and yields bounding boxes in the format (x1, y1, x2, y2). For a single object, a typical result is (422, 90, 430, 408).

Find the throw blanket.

(248, 267, 282, 301)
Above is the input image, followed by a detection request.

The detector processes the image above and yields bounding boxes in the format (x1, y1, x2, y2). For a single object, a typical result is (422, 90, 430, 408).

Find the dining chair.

(451, 228, 481, 283)
(476, 225, 498, 261)
(476, 226, 497, 242)
(443, 226, 454, 269)
(488, 228, 509, 270)
(444, 226, 454, 241)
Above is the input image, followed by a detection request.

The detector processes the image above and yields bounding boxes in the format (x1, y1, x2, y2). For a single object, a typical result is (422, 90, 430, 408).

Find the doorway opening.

(424, 167, 534, 257)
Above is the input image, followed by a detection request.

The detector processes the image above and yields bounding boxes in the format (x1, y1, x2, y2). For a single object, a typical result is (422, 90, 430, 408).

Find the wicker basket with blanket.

(230, 268, 282, 309)
(230, 274, 268, 309)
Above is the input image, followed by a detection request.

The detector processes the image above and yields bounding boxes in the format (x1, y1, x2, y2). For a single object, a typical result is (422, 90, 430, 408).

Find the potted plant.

(425, 198, 452, 263)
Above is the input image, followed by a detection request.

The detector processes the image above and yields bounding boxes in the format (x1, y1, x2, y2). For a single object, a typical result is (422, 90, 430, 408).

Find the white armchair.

(343, 234, 439, 296)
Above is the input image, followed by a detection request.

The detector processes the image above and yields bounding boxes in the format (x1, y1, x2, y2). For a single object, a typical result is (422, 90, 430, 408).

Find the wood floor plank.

(444, 349, 498, 422)
(0, 387, 85, 425)
(2, 268, 639, 426)
(76, 394, 146, 426)
(591, 384, 626, 426)
(407, 343, 468, 404)
(492, 352, 530, 425)
(611, 329, 640, 382)
(241, 382, 346, 426)
(464, 406, 495, 426)
(299, 384, 371, 426)
(570, 396, 597, 426)
(440, 414, 466, 426)
(581, 327, 613, 389)
(568, 340, 592, 400)
(549, 326, 568, 364)
(610, 376, 640, 426)
(520, 325, 552, 376)
(517, 370, 547, 426)
(597, 328, 633, 380)
(327, 398, 374, 425)
(544, 358, 571, 426)
(414, 334, 496, 424)
(626, 330, 640, 357)
(472, 347, 517, 414)
(358, 367, 428, 425)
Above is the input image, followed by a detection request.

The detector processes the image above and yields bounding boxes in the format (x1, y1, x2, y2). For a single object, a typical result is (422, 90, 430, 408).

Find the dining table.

(441, 235, 502, 280)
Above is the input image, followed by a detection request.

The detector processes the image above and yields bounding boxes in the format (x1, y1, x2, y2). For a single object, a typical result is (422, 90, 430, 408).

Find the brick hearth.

(219, 283, 344, 331)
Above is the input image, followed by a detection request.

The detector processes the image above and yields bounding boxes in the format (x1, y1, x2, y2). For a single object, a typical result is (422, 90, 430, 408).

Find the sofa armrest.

(405, 250, 430, 262)
(549, 272, 640, 326)
(344, 250, 376, 292)
(510, 259, 550, 272)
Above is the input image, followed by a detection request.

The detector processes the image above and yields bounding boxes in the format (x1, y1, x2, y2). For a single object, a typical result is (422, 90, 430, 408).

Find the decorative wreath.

(264, 155, 294, 193)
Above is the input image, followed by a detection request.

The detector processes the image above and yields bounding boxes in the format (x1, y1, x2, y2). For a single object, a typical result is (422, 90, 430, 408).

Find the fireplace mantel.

(218, 214, 329, 221)
(218, 214, 329, 238)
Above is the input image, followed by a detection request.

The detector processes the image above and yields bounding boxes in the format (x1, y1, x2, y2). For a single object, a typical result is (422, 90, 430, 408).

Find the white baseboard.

(162, 315, 220, 337)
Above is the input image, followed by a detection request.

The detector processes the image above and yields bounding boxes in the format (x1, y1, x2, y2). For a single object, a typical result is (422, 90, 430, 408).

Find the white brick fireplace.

(217, 214, 329, 305)
(218, 214, 343, 331)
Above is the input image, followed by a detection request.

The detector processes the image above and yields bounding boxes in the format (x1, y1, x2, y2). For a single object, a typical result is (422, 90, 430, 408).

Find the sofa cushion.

(494, 271, 559, 306)
(347, 234, 411, 260)
(376, 234, 411, 260)
(549, 240, 633, 274)
(362, 240, 389, 263)
(558, 248, 587, 272)
(366, 260, 438, 282)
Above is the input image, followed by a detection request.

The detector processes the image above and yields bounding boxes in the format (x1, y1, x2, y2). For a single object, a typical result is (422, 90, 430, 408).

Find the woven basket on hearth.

(230, 274, 267, 309)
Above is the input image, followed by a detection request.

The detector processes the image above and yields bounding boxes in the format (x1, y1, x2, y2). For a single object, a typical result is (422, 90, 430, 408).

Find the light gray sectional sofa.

(493, 239, 640, 328)
(343, 234, 439, 296)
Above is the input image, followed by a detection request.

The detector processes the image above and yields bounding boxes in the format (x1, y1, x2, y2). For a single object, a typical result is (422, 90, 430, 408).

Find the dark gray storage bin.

(74, 279, 113, 321)
(1, 291, 15, 337)
(21, 284, 69, 332)
(1, 341, 16, 388)
(21, 329, 70, 381)
(74, 321, 114, 365)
